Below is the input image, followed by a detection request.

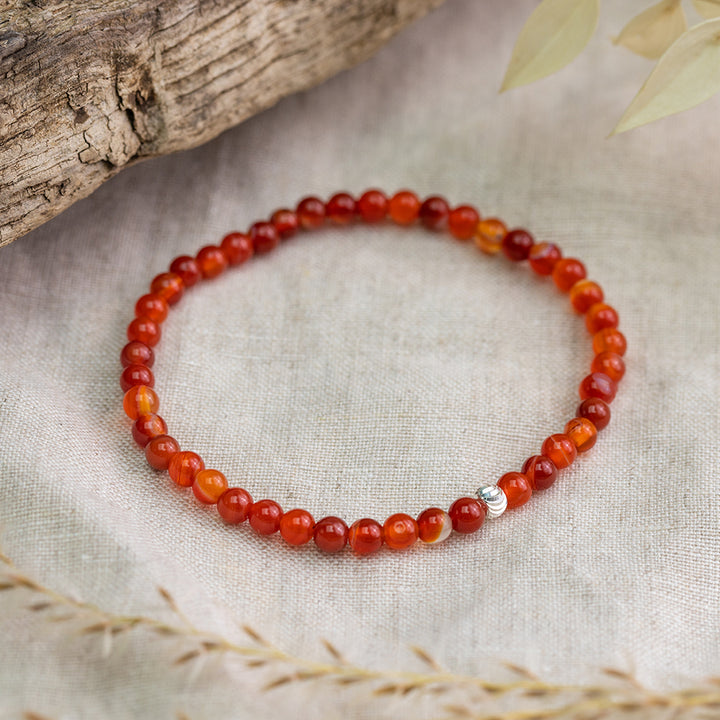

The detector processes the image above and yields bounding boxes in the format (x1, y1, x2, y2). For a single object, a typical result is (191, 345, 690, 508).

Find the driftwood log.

(0, 0, 445, 247)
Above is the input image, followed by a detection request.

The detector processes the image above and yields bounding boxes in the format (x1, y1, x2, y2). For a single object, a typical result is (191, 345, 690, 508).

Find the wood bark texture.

(0, 0, 446, 247)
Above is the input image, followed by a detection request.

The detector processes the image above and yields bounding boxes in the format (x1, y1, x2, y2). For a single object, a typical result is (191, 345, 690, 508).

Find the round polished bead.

(121, 341, 154, 368)
(280, 508, 315, 546)
(270, 209, 299, 239)
(449, 497, 487, 534)
(591, 351, 625, 382)
(383, 513, 419, 550)
(552, 258, 586, 293)
(217, 488, 253, 523)
(448, 205, 480, 241)
(474, 217, 507, 255)
(541, 434, 577, 469)
(296, 196, 325, 229)
(135, 293, 169, 323)
(416, 508, 452, 544)
(502, 229, 534, 261)
(586, 303, 619, 334)
(313, 516, 349, 553)
(579, 372, 617, 403)
(593, 328, 627, 357)
(120, 364, 154, 392)
(577, 397, 611, 431)
(145, 434, 180, 470)
(220, 232, 254, 265)
(419, 196, 450, 231)
(528, 242, 561, 275)
(249, 499, 283, 535)
(150, 272, 184, 305)
(168, 451, 205, 488)
(570, 280, 603, 313)
(127, 316, 161, 347)
(196, 245, 228, 279)
(522, 455, 558, 491)
(497, 472, 532, 509)
(326, 193, 357, 224)
(131, 413, 167, 447)
(192, 468, 228, 504)
(250, 222, 280, 255)
(388, 190, 420, 225)
(357, 189, 388, 223)
(348, 518, 384, 555)
(475, 483, 508, 518)
(564, 417, 598, 453)
(123, 385, 159, 420)
(169, 256, 202, 287)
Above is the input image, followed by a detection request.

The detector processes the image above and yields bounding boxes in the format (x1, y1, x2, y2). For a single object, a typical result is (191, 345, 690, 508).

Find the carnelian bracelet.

(120, 189, 626, 555)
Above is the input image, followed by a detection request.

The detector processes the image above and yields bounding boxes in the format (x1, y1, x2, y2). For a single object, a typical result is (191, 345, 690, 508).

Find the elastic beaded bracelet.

(120, 189, 626, 555)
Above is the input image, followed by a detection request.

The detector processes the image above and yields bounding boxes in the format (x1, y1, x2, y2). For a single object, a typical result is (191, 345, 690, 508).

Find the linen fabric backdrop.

(1, 1, 719, 717)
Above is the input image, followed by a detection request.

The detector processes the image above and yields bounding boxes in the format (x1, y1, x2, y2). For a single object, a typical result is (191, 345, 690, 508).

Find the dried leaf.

(501, 0, 599, 91)
(410, 645, 442, 672)
(613, 17, 720, 133)
(694, 0, 720, 19)
(0, 582, 14, 591)
(242, 625, 268, 646)
(263, 675, 294, 691)
(28, 602, 52, 612)
(502, 661, 539, 681)
(373, 683, 399, 696)
(174, 649, 202, 666)
(79, 622, 109, 635)
(321, 638, 345, 664)
(614, 0, 687, 59)
(245, 659, 267, 668)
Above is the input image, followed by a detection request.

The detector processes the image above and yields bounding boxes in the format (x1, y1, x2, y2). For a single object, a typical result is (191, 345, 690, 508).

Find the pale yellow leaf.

(613, 0, 687, 60)
(501, 0, 600, 91)
(613, 17, 720, 133)
(693, 0, 720, 19)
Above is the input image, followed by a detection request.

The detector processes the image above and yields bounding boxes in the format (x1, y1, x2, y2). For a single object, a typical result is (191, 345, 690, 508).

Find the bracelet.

(120, 189, 626, 555)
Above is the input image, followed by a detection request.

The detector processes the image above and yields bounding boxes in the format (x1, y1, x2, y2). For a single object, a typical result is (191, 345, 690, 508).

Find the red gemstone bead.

(528, 242, 561, 275)
(383, 513, 419, 550)
(416, 508, 452, 544)
(348, 518, 384, 555)
(579, 372, 617, 403)
(419, 196, 450, 231)
(593, 328, 627, 357)
(313, 516, 349, 553)
(127, 316, 161, 347)
(250, 221, 280, 254)
(218, 488, 253, 523)
(552, 258, 586, 293)
(577, 397, 611, 431)
(120, 364, 154, 392)
(296, 196, 325, 229)
(448, 205, 480, 241)
(591, 351, 625, 382)
(121, 341, 154, 368)
(145, 434, 180, 470)
(123, 385, 159, 420)
(357, 189, 388, 223)
(564, 417, 597, 453)
(448, 497, 486, 534)
(388, 190, 421, 226)
(541, 434, 577, 469)
(522, 455, 558, 491)
(131, 413, 168, 447)
(193, 468, 228, 504)
(135, 293, 169, 323)
(569, 280, 603, 313)
(168, 451, 205, 488)
(150, 272, 184, 305)
(169, 256, 202, 287)
(270, 209, 299, 239)
(220, 232, 254, 265)
(586, 303, 619, 334)
(196, 245, 228, 279)
(326, 193, 357, 224)
(249, 499, 283, 535)
(502, 229, 534, 261)
(497, 471, 532, 509)
(280, 508, 315, 546)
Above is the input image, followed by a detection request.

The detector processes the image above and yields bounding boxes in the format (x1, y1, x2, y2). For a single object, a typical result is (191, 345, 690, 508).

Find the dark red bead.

(145, 434, 180, 470)
(121, 341, 154, 368)
(248, 499, 283, 535)
(169, 256, 201, 287)
(357, 189, 388, 223)
(120, 364, 154, 392)
(448, 205, 480, 241)
(196, 245, 228, 279)
(220, 232, 254, 265)
(579, 372, 617, 403)
(326, 193, 357, 224)
(577, 397, 611, 431)
(250, 221, 280, 255)
(271, 209, 299, 239)
(522, 455, 558, 491)
(419, 196, 450, 231)
(502, 229, 534, 261)
(218, 488, 253, 524)
(449, 497, 486, 534)
(296, 196, 325, 229)
(132, 414, 168, 448)
(314, 516, 349, 553)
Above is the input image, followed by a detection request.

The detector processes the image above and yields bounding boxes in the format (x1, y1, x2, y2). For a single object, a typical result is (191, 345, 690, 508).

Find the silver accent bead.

(475, 483, 507, 519)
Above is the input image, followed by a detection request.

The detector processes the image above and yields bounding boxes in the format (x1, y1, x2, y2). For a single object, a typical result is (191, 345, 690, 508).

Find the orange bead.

(296, 196, 325, 229)
(192, 468, 228, 504)
(135, 293, 169, 323)
(196, 245, 228, 279)
(218, 488, 253, 523)
(168, 451, 205, 487)
(591, 351, 625, 382)
(416, 508, 453, 544)
(528, 242, 561, 275)
(593, 328, 627, 357)
(552, 258, 586, 293)
(150, 272, 184, 305)
(569, 280, 603, 313)
(123, 385, 159, 420)
(474, 217, 507, 255)
(127, 316, 161, 347)
(541, 433, 577, 469)
(220, 232, 254, 265)
(448, 205, 480, 241)
(497, 472, 532, 509)
(280, 508, 315, 546)
(348, 518, 384, 554)
(145, 434, 180, 470)
(388, 190, 420, 225)
(357, 189, 388, 223)
(564, 417, 597, 453)
(131, 413, 167, 447)
(585, 303, 619, 334)
(382, 513, 419, 550)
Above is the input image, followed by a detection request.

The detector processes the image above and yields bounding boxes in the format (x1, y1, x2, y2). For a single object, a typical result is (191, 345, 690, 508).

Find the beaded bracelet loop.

(120, 189, 626, 555)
